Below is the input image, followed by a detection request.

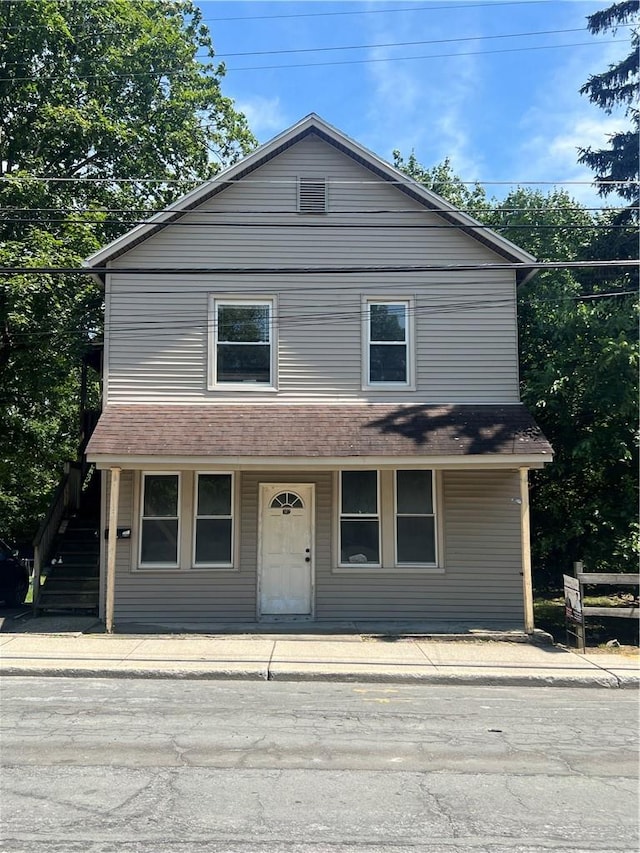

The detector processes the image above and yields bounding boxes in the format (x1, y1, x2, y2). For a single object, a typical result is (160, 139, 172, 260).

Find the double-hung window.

(395, 470, 437, 564)
(366, 300, 411, 386)
(194, 474, 233, 566)
(140, 473, 180, 567)
(212, 299, 274, 387)
(339, 471, 380, 565)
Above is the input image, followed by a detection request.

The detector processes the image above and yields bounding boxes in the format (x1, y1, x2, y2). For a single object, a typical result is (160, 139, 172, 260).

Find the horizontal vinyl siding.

(105, 135, 520, 405)
(104, 468, 524, 627)
(108, 471, 256, 625)
(316, 469, 524, 625)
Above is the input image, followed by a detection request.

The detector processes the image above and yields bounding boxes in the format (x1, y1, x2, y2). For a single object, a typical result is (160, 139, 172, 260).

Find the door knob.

(305, 556, 311, 562)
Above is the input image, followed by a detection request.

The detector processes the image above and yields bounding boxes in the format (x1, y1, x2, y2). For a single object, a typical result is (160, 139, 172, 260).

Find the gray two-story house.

(85, 114, 552, 632)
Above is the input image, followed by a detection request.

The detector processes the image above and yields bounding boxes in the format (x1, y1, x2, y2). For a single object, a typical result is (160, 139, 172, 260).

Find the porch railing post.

(519, 467, 535, 634)
(105, 467, 121, 634)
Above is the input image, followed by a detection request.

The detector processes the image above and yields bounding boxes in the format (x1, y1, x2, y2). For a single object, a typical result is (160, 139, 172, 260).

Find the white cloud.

(361, 22, 483, 177)
(234, 96, 288, 142)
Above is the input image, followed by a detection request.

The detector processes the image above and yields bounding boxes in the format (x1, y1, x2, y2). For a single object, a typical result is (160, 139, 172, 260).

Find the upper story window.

(365, 300, 413, 387)
(298, 177, 327, 213)
(210, 298, 275, 390)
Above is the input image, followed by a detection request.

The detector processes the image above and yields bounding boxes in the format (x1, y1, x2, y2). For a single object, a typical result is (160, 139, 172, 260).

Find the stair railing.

(32, 461, 83, 611)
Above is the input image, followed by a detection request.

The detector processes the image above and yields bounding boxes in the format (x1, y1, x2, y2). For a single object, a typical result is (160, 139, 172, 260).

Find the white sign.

(563, 574, 583, 624)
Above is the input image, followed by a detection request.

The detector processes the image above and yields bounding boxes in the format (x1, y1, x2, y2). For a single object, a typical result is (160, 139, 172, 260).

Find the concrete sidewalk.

(0, 619, 638, 688)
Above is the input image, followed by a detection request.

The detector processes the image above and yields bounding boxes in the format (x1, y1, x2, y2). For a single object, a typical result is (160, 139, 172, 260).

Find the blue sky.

(196, 0, 633, 206)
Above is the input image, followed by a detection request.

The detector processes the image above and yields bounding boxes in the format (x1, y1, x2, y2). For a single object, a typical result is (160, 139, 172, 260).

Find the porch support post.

(105, 467, 121, 634)
(519, 467, 534, 634)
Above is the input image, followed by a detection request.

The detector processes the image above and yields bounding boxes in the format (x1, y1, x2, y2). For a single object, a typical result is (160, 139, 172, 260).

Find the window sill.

(362, 383, 417, 392)
(134, 565, 238, 573)
(333, 565, 444, 574)
(208, 384, 278, 393)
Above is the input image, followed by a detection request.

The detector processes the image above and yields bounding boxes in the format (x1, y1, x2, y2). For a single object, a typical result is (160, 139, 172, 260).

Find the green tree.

(578, 0, 639, 211)
(0, 0, 255, 544)
(493, 190, 638, 584)
(394, 148, 638, 585)
(392, 151, 488, 210)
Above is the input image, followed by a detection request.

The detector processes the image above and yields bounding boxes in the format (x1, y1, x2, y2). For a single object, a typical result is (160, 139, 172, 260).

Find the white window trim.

(394, 469, 438, 567)
(338, 470, 381, 569)
(362, 297, 415, 390)
(138, 471, 181, 569)
(192, 472, 235, 569)
(333, 469, 445, 574)
(208, 295, 278, 392)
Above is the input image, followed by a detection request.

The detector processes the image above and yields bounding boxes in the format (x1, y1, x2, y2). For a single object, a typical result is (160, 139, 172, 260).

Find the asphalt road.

(1, 678, 638, 852)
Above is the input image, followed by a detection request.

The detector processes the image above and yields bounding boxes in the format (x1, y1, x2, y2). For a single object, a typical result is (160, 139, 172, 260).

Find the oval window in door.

(270, 492, 304, 509)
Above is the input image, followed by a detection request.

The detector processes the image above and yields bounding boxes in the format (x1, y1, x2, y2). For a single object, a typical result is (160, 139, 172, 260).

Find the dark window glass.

(140, 519, 178, 564)
(195, 519, 232, 563)
(340, 520, 380, 564)
(370, 304, 406, 341)
(217, 343, 270, 383)
(397, 517, 436, 563)
(369, 344, 407, 383)
(341, 471, 377, 514)
(198, 475, 232, 516)
(218, 305, 269, 343)
(143, 475, 178, 517)
(396, 470, 433, 514)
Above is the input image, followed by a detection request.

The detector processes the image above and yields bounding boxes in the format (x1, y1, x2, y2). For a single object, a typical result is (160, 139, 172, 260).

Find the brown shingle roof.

(86, 404, 552, 459)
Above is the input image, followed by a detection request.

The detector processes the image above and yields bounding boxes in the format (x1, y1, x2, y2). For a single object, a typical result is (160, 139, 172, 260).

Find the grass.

(534, 593, 639, 649)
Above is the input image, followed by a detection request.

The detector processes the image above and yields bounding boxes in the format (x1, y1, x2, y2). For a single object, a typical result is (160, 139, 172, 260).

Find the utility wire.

(0, 34, 629, 81)
(1, 260, 638, 277)
(215, 26, 593, 58)
(204, 1, 548, 23)
(0, 1, 550, 32)
(1, 175, 635, 186)
(4, 289, 636, 343)
(0, 205, 631, 214)
(227, 38, 630, 72)
(0, 217, 634, 231)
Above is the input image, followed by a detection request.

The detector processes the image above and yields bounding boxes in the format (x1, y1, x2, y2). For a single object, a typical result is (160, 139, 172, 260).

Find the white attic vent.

(298, 177, 327, 213)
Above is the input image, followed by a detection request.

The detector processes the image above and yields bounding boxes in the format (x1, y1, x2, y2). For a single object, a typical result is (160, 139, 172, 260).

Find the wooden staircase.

(35, 471, 101, 614)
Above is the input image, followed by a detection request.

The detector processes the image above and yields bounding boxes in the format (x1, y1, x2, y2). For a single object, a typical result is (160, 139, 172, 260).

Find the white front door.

(259, 483, 314, 617)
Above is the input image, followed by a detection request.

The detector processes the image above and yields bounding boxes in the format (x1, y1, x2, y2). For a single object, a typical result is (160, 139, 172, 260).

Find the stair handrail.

(32, 461, 83, 610)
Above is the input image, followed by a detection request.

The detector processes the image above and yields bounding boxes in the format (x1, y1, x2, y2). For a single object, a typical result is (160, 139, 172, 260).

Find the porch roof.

(86, 403, 552, 466)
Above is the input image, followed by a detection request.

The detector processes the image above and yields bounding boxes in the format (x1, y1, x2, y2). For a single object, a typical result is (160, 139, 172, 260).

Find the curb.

(1, 664, 634, 688)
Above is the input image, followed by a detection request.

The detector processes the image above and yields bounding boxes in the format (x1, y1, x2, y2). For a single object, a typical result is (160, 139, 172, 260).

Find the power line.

(216, 26, 592, 58)
(4, 288, 636, 342)
(1, 216, 633, 231)
(4, 288, 637, 345)
(204, 1, 548, 23)
(1, 174, 635, 187)
(0, 205, 631, 215)
(0, 1, 549, 34)
(227, 38, 629, 72)
(0, 33, 630, 82)
(1, 260, 638, 277)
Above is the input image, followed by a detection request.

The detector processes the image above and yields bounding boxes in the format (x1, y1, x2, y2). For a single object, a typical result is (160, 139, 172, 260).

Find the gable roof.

(84, 113, 537, 281)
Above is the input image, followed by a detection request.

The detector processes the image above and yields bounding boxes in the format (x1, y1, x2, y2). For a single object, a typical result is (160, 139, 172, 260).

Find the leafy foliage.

(578, 0, 639, 207)
(392, 157, 638, 587)
(0, 0, 255, 545)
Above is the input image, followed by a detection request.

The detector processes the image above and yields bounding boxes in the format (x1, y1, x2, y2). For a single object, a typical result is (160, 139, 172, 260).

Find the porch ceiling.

(86, 403, 552, 465)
